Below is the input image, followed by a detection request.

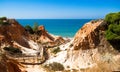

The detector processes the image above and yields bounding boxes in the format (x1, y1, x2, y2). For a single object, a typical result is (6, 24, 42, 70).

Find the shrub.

(0, 17, 7, 20)
(25, 25, 34, 34)
(105, 12, 120, 41)
(52, 47, 61, 54)
(69, 44, 73, 47)
(105, 24, 120, 40)
(44, 62, 64, 71)
(33, 22, 39, 32)
(3, 46, 22, 54)
(0, 17, 9, 25)
(105, 12, 120, 24)
(105, 12, 120, 51)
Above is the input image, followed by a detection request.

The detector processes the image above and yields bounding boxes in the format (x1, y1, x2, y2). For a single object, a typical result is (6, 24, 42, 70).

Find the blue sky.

(0, 0, 120, 19)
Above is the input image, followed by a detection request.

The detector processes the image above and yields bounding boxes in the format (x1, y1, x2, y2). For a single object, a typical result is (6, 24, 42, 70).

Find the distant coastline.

(17, 19, 92, 37)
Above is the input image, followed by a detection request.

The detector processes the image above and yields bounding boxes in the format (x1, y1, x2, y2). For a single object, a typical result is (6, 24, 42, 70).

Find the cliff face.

(0, 18, 42, 56)
(64, 20, 120, 70)
(0, 19, 30, 48)
(0, 54, 22, 72)
(31, 25, 66, 47)
(37, 25, 55, 43)
(73, 20, 106, 50)
(0, 18, 66, 56)
(47, 20, 120, 71)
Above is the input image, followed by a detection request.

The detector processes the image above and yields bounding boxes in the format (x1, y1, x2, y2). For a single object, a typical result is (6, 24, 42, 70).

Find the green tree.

(105, 12, 120, 51)
(0, 17, 9, 25)
(0, 17, 7, 20)
(105, 12, 120, 24)
(105, 24, 120, 40)
(33, 22, 39, 32)
(105, 13, 115, 24)
(24, 25, 34, 34)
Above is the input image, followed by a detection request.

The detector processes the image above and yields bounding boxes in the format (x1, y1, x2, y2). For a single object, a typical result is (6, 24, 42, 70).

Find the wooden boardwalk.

(15, 56, 45, 65)
(5, 46, 47, 65)
(7, 55, 46, 65)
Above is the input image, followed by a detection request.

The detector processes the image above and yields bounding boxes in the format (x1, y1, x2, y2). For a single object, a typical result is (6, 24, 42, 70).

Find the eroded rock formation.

(37, 25, 55, 43)
(47, 20, 120, 71)
(31, 25, 66, 47)
(0, 54, 22, 72)
(73, 20, 106, 50)
(64, 20, 120, 70)
(0, 18, 30, 48)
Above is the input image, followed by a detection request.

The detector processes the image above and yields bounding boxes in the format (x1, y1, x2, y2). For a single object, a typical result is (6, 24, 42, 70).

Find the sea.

(17, 19, 92, 38)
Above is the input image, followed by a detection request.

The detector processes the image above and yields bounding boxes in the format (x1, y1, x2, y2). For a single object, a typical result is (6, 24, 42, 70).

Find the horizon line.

(0, 16, 103, 20)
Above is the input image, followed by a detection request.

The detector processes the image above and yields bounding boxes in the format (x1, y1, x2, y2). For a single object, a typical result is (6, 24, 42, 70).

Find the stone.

(38, 25, 45, 31)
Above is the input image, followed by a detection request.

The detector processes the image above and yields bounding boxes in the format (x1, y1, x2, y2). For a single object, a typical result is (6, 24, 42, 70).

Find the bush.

(52, 47, 61, 54)
(33, 22, 39, 32)
(44, 62, 64, 71)
(3, 46, 22, 54)
(0, 17, 9, 25)
(105, 12, 120, 24)
(105, 12, 120, 41)
(105, 24, 120, 40)
(24, 23, 41, 34)
(0, 17, 7, 20)
(25, 25, 34, 34)
(105, 12, 120, 51)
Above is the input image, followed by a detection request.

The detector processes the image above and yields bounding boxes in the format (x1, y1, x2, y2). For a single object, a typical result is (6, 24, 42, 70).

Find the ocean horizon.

(17, 19, 92, 37)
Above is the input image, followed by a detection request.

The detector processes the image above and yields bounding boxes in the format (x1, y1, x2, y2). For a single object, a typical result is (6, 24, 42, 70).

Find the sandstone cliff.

(73, 20, 106, 50)
(0, 17, 68, 57)
(46, 20, 120, 71)
(31, 25, 66, 47)
(0, 54, 22, 72)
(0, 18, 30, 48)
(64, 20, 120, 71)
(0, 18, 42, 56)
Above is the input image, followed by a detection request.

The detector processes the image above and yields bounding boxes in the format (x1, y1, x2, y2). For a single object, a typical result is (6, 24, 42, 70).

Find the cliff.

(46, 20, 120, 71)
(0, 18, 42, 56)
(64, 20, 120, 71)
(0, 18, 30, 48)
(0, 54, 22, 72)
(1, 17, 119, 71)
(73, 20, 106, 50)
(36, 25, 55, 43)
(0, 18, 66, 56)
(31, 25, 66, 47)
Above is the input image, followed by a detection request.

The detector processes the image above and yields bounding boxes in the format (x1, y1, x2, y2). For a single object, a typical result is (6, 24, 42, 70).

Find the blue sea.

(17, 19, 92, 37)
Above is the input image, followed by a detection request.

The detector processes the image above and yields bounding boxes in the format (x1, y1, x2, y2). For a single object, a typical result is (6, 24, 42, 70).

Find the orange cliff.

(63, 19, 120, 70)
(31, 25, 66, 47)
(0, 18, 67, 56)
(0, 18, 66, 48)
(73, 20, 107, 50)
(47, 19, 120, 71)
(37, 25, 55, 43)
(0, 54, 23, 72)
(0, 18, 30, 48)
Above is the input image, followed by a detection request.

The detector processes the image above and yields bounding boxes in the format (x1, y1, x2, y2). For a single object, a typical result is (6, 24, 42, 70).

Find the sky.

(0, 0, 120, 19)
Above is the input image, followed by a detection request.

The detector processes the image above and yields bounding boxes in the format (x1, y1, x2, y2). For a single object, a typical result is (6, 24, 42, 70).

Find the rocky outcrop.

(0, 17, 66, 56)
(64, 20, 120, 70)
(31, 25, 66, 47)
(47, 20, 120, 71)
(0, 18, 42, 56)
(0, 18, 30, 48)
(37, 25, 55, 43)
(73, 20, 106, 50)
(0, 54, 22, 72)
